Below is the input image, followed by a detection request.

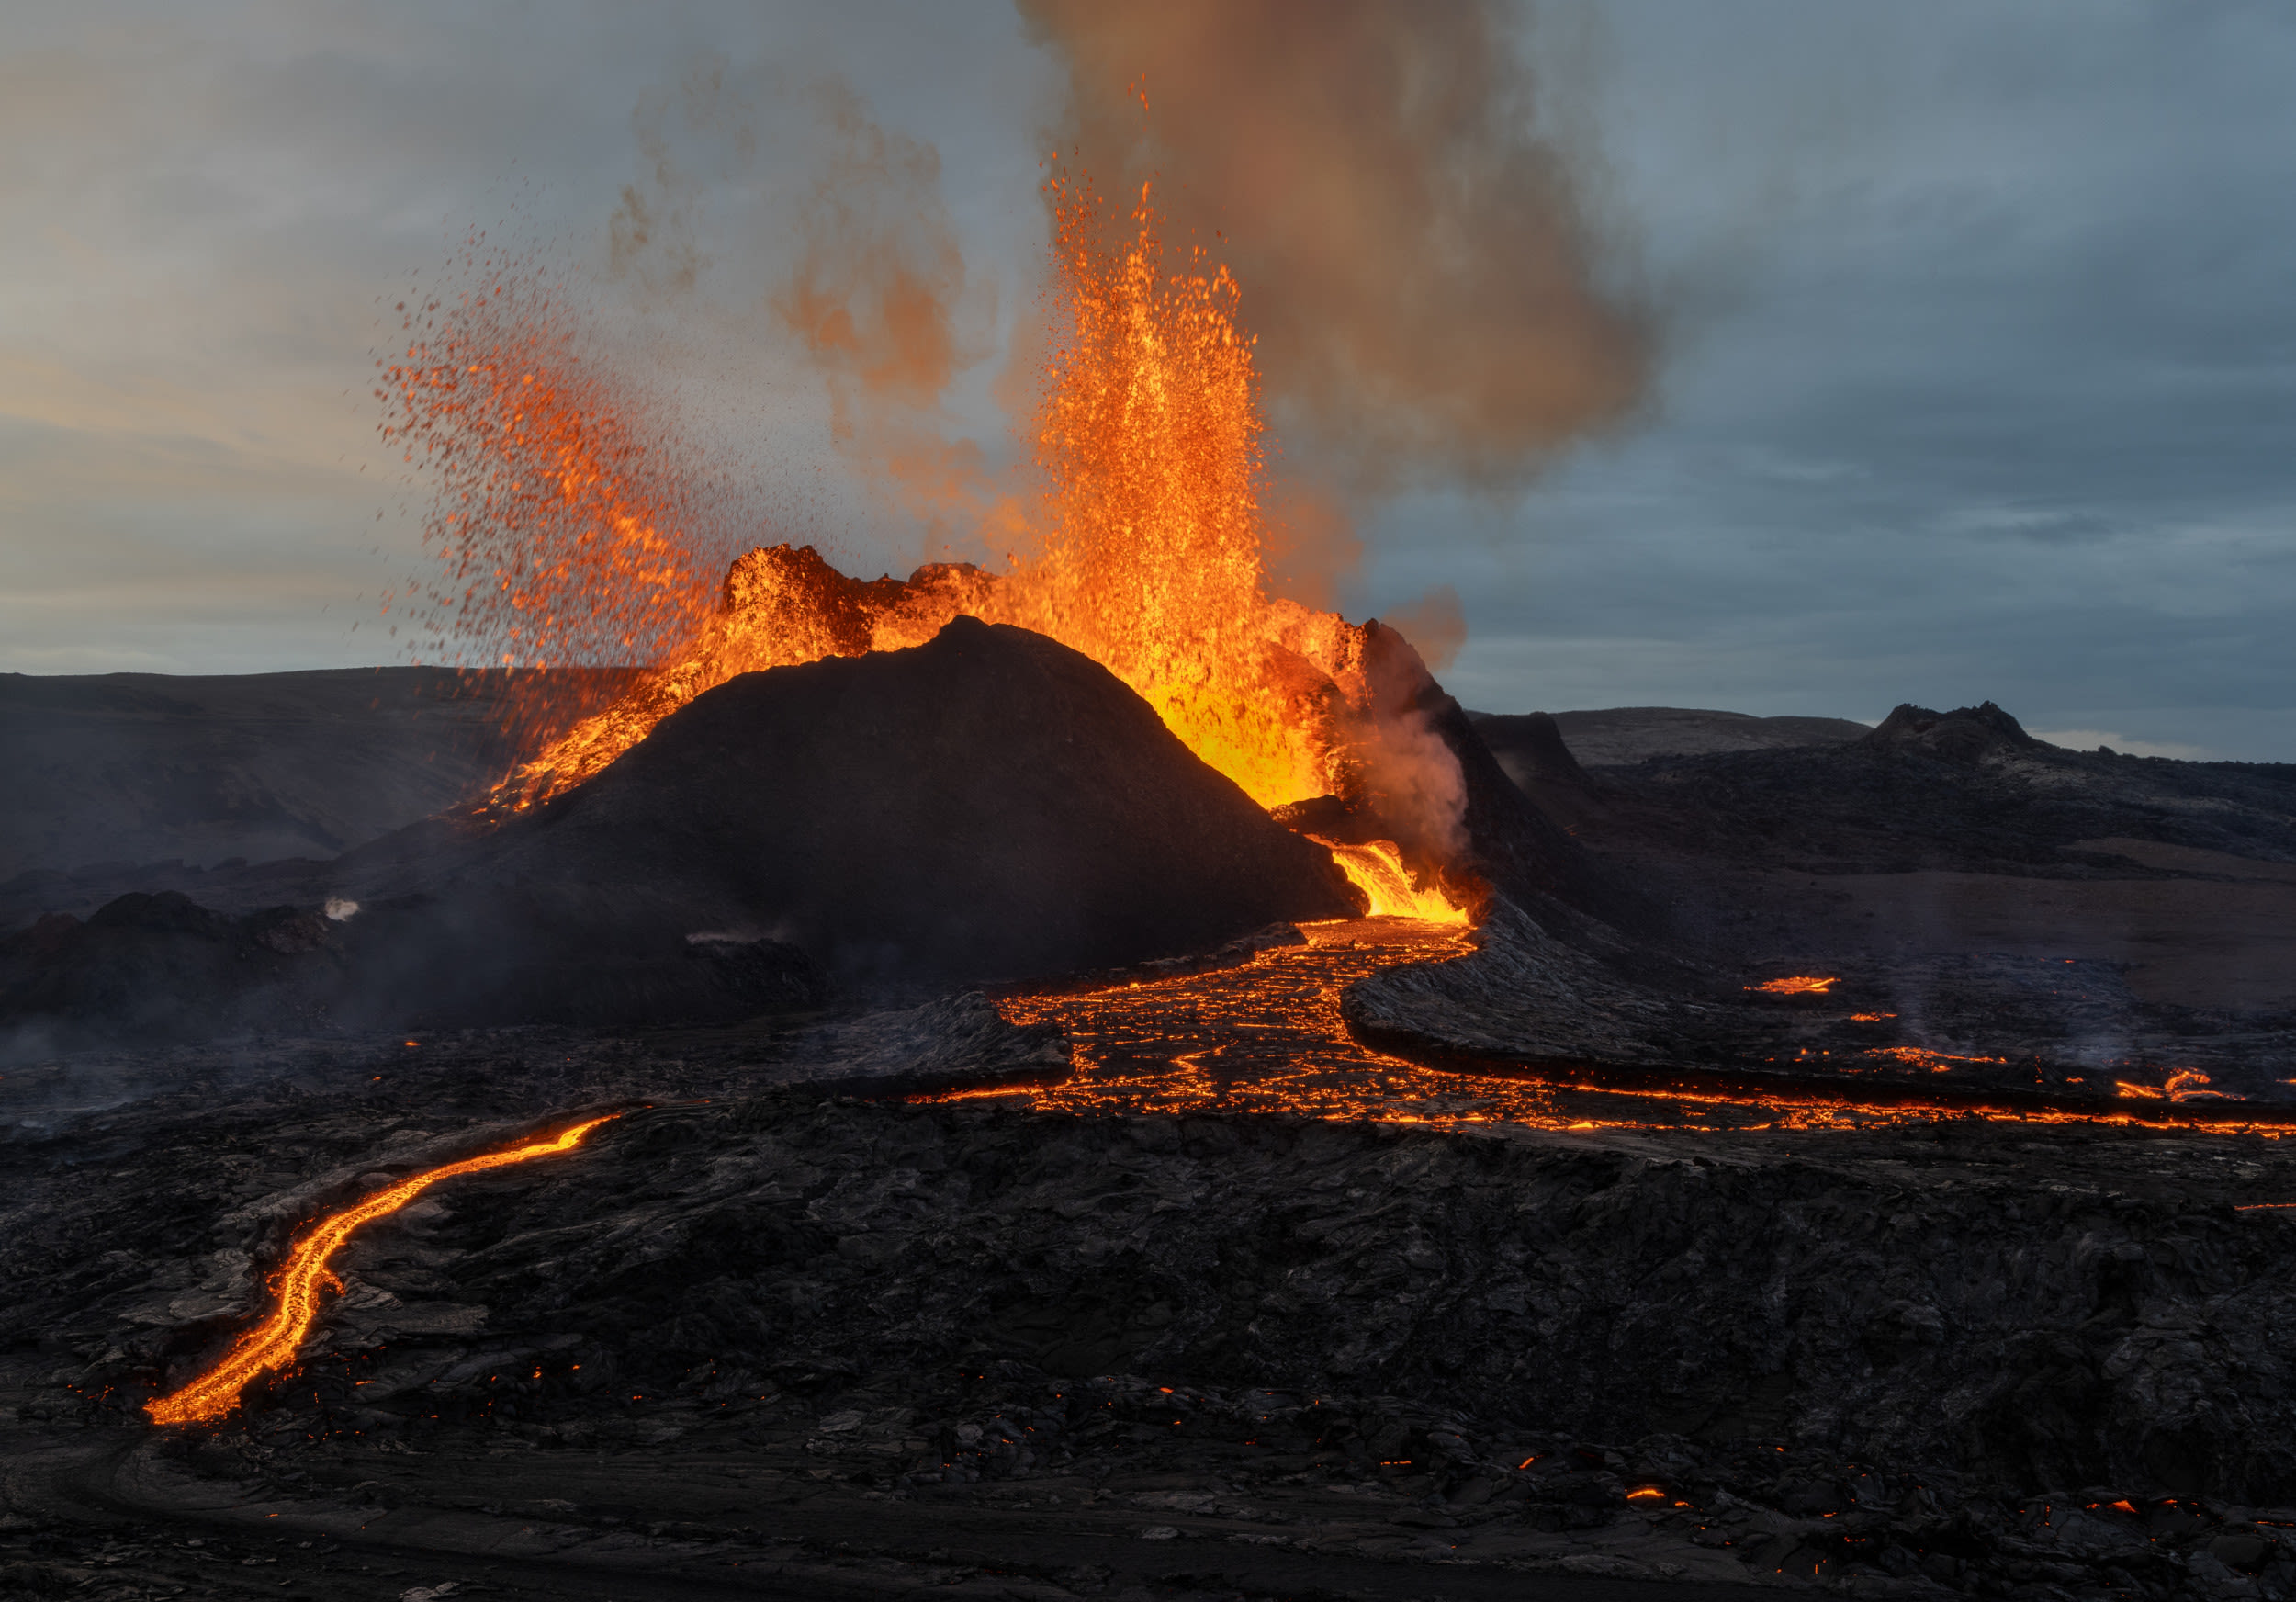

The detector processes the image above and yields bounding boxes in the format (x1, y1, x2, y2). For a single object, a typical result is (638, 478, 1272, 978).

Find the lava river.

(144, 1115, 623, 1427)
(924, 918, 2296, 1137)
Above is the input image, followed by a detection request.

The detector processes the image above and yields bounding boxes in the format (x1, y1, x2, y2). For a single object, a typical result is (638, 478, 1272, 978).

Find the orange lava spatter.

(376, 248, 750, 747)
(1750, 976, 1839, 995)
(990, 175, 1361, 810)
(145, 1116, 619, 1427)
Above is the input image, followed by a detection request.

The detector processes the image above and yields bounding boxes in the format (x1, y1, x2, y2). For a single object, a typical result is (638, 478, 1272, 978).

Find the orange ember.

(146, 1116, 618, 1427)
(377, 260, 733, 665)
(1749, 976, 1838, 995)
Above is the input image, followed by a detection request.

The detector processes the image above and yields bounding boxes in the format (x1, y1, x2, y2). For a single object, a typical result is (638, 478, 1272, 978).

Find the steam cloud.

(1018, 0, 1650, 491)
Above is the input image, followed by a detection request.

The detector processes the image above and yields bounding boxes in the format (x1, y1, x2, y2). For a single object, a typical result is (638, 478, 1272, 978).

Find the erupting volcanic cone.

(319, 615, 1362, 1019)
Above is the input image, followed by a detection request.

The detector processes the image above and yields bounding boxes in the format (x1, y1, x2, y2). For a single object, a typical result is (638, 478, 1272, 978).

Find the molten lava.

(1750, 976, 1839, 996)
(146, 1116, 619, 1427)
(1869, 1046, 2009, 1072)
(377, 254, 737, 749)
(921, 923, 2296, 1137)
(993, 175, 1359, 810)
(1312, 837, 1469, 923)
(2115, 1069, 2232, 1103)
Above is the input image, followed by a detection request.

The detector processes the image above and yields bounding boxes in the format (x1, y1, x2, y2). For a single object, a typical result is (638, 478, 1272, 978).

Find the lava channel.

(929, 920, 2296, 1136)
(145, 1114, 621, 1427)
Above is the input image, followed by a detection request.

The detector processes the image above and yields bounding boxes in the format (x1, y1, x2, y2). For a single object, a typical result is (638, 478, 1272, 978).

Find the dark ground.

(7, 680, 2296, 1599)
(13, 998, 2296, 1602)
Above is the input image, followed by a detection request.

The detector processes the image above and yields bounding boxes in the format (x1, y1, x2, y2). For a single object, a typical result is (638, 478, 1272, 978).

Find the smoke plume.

(1017, 0, 1649, 491)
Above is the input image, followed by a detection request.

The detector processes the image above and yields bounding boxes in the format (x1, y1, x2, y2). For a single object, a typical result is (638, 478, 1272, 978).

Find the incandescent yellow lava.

(1310, 838, 1470, 923)
(145, 1115, 620, 1427)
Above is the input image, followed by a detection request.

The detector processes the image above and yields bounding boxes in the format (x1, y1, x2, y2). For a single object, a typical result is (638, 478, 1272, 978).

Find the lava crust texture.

(10, 1013, 2296, 1599)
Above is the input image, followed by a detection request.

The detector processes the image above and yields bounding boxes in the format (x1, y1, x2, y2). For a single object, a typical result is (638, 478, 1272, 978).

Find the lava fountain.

(380, 178, 1472, 919)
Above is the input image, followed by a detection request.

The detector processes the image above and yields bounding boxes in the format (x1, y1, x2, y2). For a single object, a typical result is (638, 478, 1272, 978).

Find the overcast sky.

(5, 1, 2292, 759)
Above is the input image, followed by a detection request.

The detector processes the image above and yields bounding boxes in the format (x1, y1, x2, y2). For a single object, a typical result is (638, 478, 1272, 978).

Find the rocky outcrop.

(0, 891, 343, 1041)
(1863, 701, 2044, 764)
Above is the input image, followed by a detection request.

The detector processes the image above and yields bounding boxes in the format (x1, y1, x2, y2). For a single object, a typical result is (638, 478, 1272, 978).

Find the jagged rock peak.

(1863, 701, 2039, 763)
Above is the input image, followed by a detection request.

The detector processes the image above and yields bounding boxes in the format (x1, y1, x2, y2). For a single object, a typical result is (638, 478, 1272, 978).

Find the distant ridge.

(1470, 705, 1871, 768)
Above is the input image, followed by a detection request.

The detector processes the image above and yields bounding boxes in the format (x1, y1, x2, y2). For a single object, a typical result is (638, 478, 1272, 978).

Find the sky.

(4, 1, 2293, 760)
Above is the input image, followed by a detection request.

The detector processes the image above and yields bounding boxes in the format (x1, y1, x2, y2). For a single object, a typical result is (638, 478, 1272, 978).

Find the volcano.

(343, 615, 1361, 1006)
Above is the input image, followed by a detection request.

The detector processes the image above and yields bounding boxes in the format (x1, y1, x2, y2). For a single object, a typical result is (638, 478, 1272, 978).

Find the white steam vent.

(322, 897, 360, 922)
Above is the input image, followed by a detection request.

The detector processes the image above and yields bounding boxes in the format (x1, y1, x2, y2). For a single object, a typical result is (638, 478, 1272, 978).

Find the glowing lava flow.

(1311, 838, 1469, 923)
(918, 923, 2296, 1137)
(145, 1116, 619, 1427)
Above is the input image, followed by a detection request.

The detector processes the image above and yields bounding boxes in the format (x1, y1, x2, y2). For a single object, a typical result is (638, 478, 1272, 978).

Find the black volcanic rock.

(1463, 710, 1609, 834)
(1863, 699, 2042, 764)
(325, 616, 1360, 1020)
(0, 892, 343, 1041)
(1475, 709, 1592, 788)
(20, 1041, 2296, 1596)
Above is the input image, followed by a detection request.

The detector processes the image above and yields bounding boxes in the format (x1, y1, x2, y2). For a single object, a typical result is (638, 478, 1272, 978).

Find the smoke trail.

(1017, 0, 1650, 491)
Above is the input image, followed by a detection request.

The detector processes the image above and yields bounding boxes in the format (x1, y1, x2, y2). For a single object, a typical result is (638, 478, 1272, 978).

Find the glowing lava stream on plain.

(1310, 839, 1469, 923)
(145, 1116, 620, 1427)
(929, 920, 2296, 1136)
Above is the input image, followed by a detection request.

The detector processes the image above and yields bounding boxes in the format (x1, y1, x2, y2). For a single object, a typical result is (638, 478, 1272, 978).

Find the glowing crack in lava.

(1749, 976, 1839, 995)
(145, 1116, 620, 1427)
(382, 182, 1469, 925)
